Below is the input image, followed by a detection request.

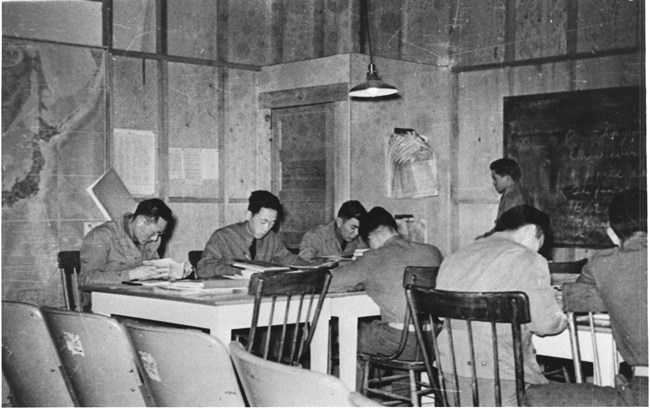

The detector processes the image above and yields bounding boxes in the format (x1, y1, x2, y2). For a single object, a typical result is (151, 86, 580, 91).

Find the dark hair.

(133, 198, 173, 223)
(490, 158, 522, 181)
(495, 205, 551, 241)
(337, 200, 367, 220)
(248, 190, 283, 216)
(608, 188, 647, 241)
(358, 207, 398, 242)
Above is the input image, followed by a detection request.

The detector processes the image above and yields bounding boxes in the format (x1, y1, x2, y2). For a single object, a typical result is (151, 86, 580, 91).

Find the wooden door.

(271, 103, 334, 250)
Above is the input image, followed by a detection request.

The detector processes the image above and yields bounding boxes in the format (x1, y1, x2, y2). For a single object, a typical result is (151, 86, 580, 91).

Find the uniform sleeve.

(299, 229, 320, 260)
(524, 255, 568, 335)
(196, 230, 241, 278)
(576, 258, 597, 284)
(79, 228, 131, 285)
(269, 234, 303, 266)
(329, 257, 369, 292)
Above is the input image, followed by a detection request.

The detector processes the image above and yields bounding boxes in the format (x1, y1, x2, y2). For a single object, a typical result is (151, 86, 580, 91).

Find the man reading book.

(197, 190, 302, 278)
(80, 199, 192, 292)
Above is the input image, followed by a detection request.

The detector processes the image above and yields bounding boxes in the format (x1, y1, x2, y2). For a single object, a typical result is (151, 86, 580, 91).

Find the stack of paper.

(352, 249, 370, 260)
(232, 261, 291, 273)
(170, 279, 247, 290)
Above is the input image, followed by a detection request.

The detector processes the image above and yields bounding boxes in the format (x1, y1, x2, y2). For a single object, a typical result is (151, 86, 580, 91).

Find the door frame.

(258, 82, 351, 218)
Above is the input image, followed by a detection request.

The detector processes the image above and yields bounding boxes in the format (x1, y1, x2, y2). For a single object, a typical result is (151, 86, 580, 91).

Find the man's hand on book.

(128, 264, 169, 281)
(143, 258, 192, 280)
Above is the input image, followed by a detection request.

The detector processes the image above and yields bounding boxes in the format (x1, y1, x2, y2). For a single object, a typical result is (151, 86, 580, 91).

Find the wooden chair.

(124, 321, 245, 407)
(229, 341, 381, 407)
(245, 267, 332, 366)
(540, 258, 588, 382)
(524, 282, 620, 407)
(2, 301, 78, 407)
(359, 266, 439, 406)
(188, 250, 203, 269)
(547, 258, 588, 274)
(41, 307, 154, 407)
(187, 250, 203, 279)
(58, 250, 82, 311)
(406, 287, 531, 407)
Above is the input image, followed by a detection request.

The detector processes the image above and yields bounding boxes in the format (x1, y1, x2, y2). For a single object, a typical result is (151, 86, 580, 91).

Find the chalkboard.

(504, 86, 645, 248)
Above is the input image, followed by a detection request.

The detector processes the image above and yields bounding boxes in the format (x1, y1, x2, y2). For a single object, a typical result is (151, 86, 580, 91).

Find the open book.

(232, 260, 291, 273)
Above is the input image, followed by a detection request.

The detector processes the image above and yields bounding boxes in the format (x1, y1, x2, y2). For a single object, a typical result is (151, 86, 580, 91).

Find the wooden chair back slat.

(407, 287, 531, 407)
(246, 267, 332, 366)
(562, 282, 609, 384)
(58, 251, 81, 311)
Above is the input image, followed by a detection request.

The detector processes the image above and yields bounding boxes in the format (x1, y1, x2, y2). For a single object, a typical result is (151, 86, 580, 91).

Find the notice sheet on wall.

(113, 128, 156, 196)
(169, 147, 219, 181)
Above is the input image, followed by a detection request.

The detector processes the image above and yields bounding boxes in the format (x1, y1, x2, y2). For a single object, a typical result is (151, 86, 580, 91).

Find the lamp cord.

(361, 0, 374, 65)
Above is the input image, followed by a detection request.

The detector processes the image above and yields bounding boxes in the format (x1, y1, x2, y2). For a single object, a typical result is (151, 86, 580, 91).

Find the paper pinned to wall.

(113, 128, 156, 196)
(386, 128, 439, 199)
(169, 147, 219, 181)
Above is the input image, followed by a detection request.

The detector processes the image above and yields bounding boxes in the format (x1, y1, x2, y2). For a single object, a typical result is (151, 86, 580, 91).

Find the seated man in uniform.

(81, 198, 191, 285)
(436, 205, 566, 406)
(80, 198, 192, 308)
(577, 188, 648, 406)
(299, 200, 367, 261)
(197, 190, 301, 278)
(329, 207, 443, 390)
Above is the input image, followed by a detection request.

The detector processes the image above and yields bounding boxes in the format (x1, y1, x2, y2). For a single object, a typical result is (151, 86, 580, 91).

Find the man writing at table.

(80, 199, 192, 307)
(197, 190, 301, 278)
(436, 205, 566, 406)
(576, 188, 648, 406)
(299, 200, 368, 261)
(329, 206, 443, 389)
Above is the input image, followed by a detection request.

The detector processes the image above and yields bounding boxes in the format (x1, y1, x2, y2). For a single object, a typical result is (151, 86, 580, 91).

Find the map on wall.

(504, 87, 645, 248)
(2, 39, 105, 304)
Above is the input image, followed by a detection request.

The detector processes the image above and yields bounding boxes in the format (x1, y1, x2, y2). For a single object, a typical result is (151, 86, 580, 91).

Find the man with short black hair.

(490, 158, 532, 223)
(436, 205, 566, 406)
(578, 188, 648, 406)
(80, 198, 191, 286)
(299, 200, 368, 260)
(330, 206, 443, 389)
(197, 190, 301, 278)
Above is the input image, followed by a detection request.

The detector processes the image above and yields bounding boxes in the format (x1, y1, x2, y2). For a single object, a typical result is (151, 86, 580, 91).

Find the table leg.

(310, 313, 329, 374)
(338, 315, 359, 390)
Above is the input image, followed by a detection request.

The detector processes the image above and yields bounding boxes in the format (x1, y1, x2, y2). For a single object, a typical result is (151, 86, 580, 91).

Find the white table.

(90, 286, 617, 391)
(326, 292, 617, 389)
(89, 285, 330, 375)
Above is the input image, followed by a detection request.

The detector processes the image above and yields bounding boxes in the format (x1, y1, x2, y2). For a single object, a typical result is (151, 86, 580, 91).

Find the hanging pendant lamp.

(349, 0, 398, 98)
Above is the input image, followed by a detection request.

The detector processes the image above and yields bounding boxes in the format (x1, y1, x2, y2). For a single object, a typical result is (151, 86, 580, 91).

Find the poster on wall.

(386, 128, 439, 199)
(113, 128, 157, 196)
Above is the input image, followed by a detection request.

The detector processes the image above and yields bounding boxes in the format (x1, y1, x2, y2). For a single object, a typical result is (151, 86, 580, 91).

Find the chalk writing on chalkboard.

(504, 86, 645, 248)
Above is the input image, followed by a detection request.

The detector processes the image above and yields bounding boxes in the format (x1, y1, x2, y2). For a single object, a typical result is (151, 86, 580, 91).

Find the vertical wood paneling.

(323, 0, 355, 56)
(112, 57, 158, 130)
(402, 0, 450, 65)
(226, 1, 273, 66)
(453, 0, 508, 67)
(369, 0, 403, 60)
(576, 0, 639, 53)
(514, 0, 567, 60)
(225, 69, 258, 199)
(167, 0, 218, 59)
